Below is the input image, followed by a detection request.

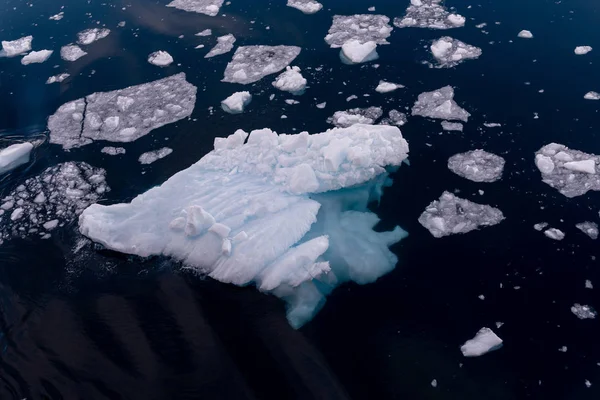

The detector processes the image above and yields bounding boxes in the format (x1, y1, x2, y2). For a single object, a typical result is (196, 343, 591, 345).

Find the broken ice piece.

(571, 303, 596, 319)
(441, 121, 463, 131)
(272, 66, 307, 95)
(222, 46, 301, 84)
(412, 86, 470, 122)
(576, 222, 598, 239)
(584, 92, 600, 100)
(431, 37, 482, 68)
(2, 36, 33, 57)
(394, 0, 466, 30)
(379, 110, 407, 127)
(166, 0, 224, 16)
(518, 30, 533, 39)
(205, 34, 236, 58)
(375, 81, 403, 93)
(328, 107, 383, 128)
(533, 222, 548, 231)
(101, 147, 126, 156)
(221, 91, 252, 114)
(196, 29, 212, 36)
(340, 40, 379, 64)
(325, 14, 393, 48)
(46, 73, 70, 84)
(148, 50, 174, 66)
(419, 192, 504, 238)
(287, 0, 322, 14)
(0, 142, 34, 175)
(49, 12, 64, 21)
(60, 44, 87, 61)
(21, 50, 53, 65)
(77, 28, 110, 45)
(544, 228, 565, 241)
(461, 327, 503, 357)
(447, 150, 505, 182)
(575, 46, 592, 55)
(139, 147, 173, 165)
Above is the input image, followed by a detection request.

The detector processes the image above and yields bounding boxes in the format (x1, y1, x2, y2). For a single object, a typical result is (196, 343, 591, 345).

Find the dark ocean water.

(1, 0, 600, 399)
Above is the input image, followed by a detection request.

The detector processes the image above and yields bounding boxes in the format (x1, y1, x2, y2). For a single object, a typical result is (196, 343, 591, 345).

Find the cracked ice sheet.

(328, 107, 383, 128)
(166, 0, 224, 16)
(79, 124, 409, 328)
(395, 0, 465, 29)
(205, 34, 236, 58)
(448, 150, 505, 182)
(287, 0, 322, 14)
(419, 191, 504, 238)
(412, 86, 470, 122)
(48, 73, 197, 150)
(535, 143, 600, 197)
(324, 15, 393, 48)
(222, 46, 301, 84)
(431, 37, 481, 68)
(0, 162, 108, 245)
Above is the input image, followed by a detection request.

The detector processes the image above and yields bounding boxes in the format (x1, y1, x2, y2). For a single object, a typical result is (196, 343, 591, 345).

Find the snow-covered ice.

(48, 73, 197, 149)
(79, 124, 409, 328)
(448, 150, 505, 182)
(375, 81, 403, 93)
(221, 91, 252, 114)
(575, 46, 592, 55)
(461, 328, 503, 357)
(419, 192, 504, 238)
(441, 121, 463, 131)
(0, 143, 33, 175)
(571, 304, 596, 319)
(340, 40, 379, 64)
(222, 46, 301, 84)
(196, 29, 212, 36)
(77, 28, 110, 45)
(327, 107, 383, 128)
(148, 51, 174, 66)
(287, 0, 322, 14)
(394, 0, 466, 30)
(535, 143, 600, 197)
(518, 30, 533, 39)
(49, 12, 64, 21)
(0, 162, 108, 244)
(60, 44, 87, 61)
(412, 86, 470, 122)
(21, 50, 53, 65)
(46, 73, 70, 84)
(576, 222, 598, 239)
(101, 147, 126, 156)
(544, 228, 565, 241)
(379, 110, 407, 127)
(2, 36, 33, 57)
(166, 0, 224, 16)
(205, 34, 236, 58)
(324, 15, 393, 48)
(584, 92, 600, 100)
(430, 37, 481, 68)
(272, 66, 307, 95)
(139, 148, 173, 165)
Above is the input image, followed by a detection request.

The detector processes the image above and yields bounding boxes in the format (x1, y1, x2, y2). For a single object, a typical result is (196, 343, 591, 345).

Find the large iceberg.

(412, 86, 470, 122)
(166, 0, 223, 16)
(222, 46, 301, 84)
(394, 0, 465, 29)
(48, 73, 197, 149)
(325, 15, 393, 48)
(79, 124, 409, 327)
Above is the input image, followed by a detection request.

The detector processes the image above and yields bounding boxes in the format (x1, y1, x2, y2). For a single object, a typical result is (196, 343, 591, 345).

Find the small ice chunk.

(221, 91, 252, 114)
(0, 142, 33, 175)
(441, 121, 463, 131)
(340, 40, 379, 64)
(77, 28, 110, 45)
(431, 379, 438, 388)
(448, 150, 505, 182)
(518, 30, 533, 39)
(586, 280, 593, 289)
(60, 44, 87, 61)
(571, 303, 596, 319)
(195, 29, 212, 36)
(576, 222, 598, 239)
(205, 34, 236, 58)
(544, 228, 565, 241)
(430, 37, 482, 68)
(564, 159, 595, 174)
(11, 208, 24, 221)
(2, 36, 33, 57)
(49, 12, 64, 21)
(575, 46, 592, 55)
(534, 222, 548, 231)
(328, 107, 383, 128)
(101, 147, 126, 156)
(419, 191, 504, 238)
(379, 110, 407, 127)
(287, 0, 322, 14)
(461, 328, 503, 357)
(166, 0, 224, 16)
(584, 91, 600, 100)
(222, 46, 301, 84)
(316, 102, 327, 109)
(412, 86, 470, 122)
(43, 220, 59, 230)
(325, 15, 393, 48)
(21, 50, 53, 65)
(272, 66, 307, 95)
(394, 1, 466, 29)
(138, 147, 173, 165)
(148, 50, 174, 66)
(46, 73, 70, 84)
(375, 81, 403, 93)
(585, 380, 592, 388)
(483, 122, 501, 128)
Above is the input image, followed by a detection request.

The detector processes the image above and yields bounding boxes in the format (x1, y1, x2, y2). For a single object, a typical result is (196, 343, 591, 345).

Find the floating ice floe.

(287, 0, 322, 14)
(324, 15, 393, 48)
(394, 0, 465, 30)
(571, 304, 596, 319)
(46, 73, 70, 84)
(49, 12, 64, 21)
(205, 34, 236, 58)
(222, 46, 302, 84)
(2, 36, 33, 57)
(48, 73, 197, 149)
(380, 110, 407, 127)
(21, 50, 53, 65)
(535, 143, 600, 198)
(0, 143, 34, 175)
(412, 86, 470, 122)
(77, 28, 110, 45)
(419, 191, 504, 238)
(576, 222, 598, 239)
(328, 107, 383, 127)
(544, 227, 565, 240)
(79, 124, 409, 328)
(575, 46, 592, 55)
(196, 29, 212, 36)
(430, 37, 481, 68)
(461, 328, 503, 357)
(483, 122, 501, 128)
(375, 81, 403, 93)
(60, 44, 87, 61)
(448, 150, 505, 182)
(518, 30, 533, 39)
(272, 66, 307, 95)
(148, 51, 174, 67)
(166, 0, 223, 16)
(441, 121, 463, 131)
(221, 91, 252, 114)
(584, 92, 600, 100)
(0, 162, 108, 244)
(139, 148, 173, 165)
(101, 147, 126, 156)
(340, 40, 379, 64)
(534, 222, 548, 231)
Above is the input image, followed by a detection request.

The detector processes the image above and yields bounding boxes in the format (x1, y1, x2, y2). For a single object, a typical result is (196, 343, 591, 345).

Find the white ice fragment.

(287, 0, 322, 14)
(195, 29, 212, 36)
(101, 147, 126, 156)
(222, 46, 301, 84)
(534, 222, 548, 231)
(10, 208, 24, 221)
(394, 1, 466, 30)
(441, 121, 463, 131)
(340, 40, 379, 64)
(576, 222, 598, 239)
(49, 12, 64, 21)
(431, 379, 438, 388)
(60, 44, 87, 61)
(518, 30, 533, 39)
(166, 0, 224, 16)
(272, 66, 307, 96)
(375, 81, 403, 93)
(483, 122, 501, 128)
(0, 142, 33, 175)
(571, 303, 596, 319)
(46, 73, 70, 84)
(412, 86, 470, 122)
(461, 328, 503, 357)
(221, 91, 252, 114)
(328, 107, 383, 128)
(21, 50, 53, 65)
(430, 37, 481, 68)
(148, 50, 174, 66)
(77, 28, 110, 45)
(325, 15, 393, 48)
(316, 102, 327, 109)
(584, 92, 600, 100)
(585, 280, 593, 289)
(138, 147, 173, 165)
(379, 110, 407, 127)
(2, 36, 33, 57)
(544, 228, 565, 240)
(448, 150, 505, 182)
(574, 46, 592, 55)
(205, 34, 236, 58)
(43, 220, 59, 230)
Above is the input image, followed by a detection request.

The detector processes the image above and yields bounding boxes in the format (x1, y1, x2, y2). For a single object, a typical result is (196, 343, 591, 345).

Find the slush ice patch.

(325, 14, 393, 48)
(448, 150, 505, 182)
(412, 86, 470, 122)
(166, 0, 224, 16)
(222, 46, 301, 84)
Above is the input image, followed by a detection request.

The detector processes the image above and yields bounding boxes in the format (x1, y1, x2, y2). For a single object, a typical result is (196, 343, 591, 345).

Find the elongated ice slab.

(419, 191, 504, 238)
(2, 36, 32, 57)
(148, 51, 173, 66)
(49, 12, 64, 21)
(166, 0, 223, 16)
(412, 86, 470, 122)
(340, 40, 379, 64)
(205, 34, 236, 58)
(441, 121, 463, 131)
(77, 28, 110, 45)
(380, 110, 407, 127)
(196, 29, 212, 36)
(79, 124, 409, 327)
(139, 147, 173, 164)
(46, 73, 70, 84)
(448, 150, 505, 182)
(394, 0, 465, 30)
(518, 30, 533, 39)
(461, 328, 503, 357)
(328, 107, 383, 127)
(21, 50, 53, 65)
(101, 147, 126, 156)
(60, 44, 87, 61)
(272, 66, 307, 95)
(431, 37, 481, 68)
(375, 81, 403, 93)
(576, 222, 598, 239)
(0, 143, 33, 175)
(584, 92, 600, 100)
(222, 45, 301, 84)
(575, 46, 592, 55)
(535, 143, 600, 198)
(324, 15, 393, 48)
(0, 162, 108, 244)
(48, 73, 197, 150)
(544, 227, 565, 241)
(571, 304, 596, 319)
(221, 91, 252, 114)
(287, 0, 322, 14)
